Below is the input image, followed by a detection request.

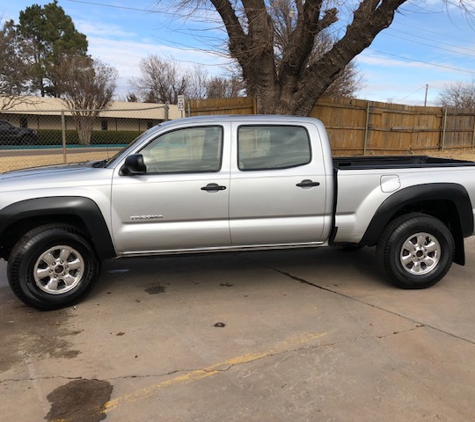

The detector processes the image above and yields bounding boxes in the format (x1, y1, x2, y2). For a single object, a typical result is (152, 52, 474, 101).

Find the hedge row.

(36, 130, 143, 146)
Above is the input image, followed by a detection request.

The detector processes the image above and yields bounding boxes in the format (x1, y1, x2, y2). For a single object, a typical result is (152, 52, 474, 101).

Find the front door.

(111, 124, 231, 254)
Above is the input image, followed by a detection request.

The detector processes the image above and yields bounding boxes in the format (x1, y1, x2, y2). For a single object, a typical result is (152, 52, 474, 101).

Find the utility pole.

(424, 84, 429, 107)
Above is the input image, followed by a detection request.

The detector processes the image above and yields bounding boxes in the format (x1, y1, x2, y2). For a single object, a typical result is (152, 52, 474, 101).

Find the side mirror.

(120, 154, 146, 176)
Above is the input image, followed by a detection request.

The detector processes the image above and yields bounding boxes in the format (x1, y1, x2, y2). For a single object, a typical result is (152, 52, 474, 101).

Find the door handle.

(201, 183, 227, 192)
(296, 179, 320, 188)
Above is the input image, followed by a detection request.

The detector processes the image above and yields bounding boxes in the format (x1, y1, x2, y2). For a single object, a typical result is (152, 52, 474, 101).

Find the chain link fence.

(0, 103, 171, 173)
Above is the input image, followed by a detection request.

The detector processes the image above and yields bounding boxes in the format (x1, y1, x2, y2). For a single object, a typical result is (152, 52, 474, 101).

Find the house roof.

(0, 96, 182, 120)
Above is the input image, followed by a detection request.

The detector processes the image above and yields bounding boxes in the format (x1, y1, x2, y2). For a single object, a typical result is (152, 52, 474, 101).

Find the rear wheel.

(7, 224, 100, 310)
(377, 213, 454, 289)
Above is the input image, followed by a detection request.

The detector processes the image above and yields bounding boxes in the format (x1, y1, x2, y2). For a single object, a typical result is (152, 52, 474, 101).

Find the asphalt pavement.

(1, 240, 475, 421)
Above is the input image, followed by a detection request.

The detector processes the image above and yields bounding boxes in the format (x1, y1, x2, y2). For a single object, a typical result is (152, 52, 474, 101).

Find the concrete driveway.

(1, 239, 475, 422)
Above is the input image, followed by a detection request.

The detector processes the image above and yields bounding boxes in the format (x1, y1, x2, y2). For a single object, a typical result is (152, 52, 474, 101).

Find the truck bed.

(333, 155, 475, 170)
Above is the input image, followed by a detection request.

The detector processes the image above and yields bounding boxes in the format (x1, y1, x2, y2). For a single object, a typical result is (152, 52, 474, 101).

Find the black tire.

(7, 224, 100, 310)
(377, 213, 454, 289)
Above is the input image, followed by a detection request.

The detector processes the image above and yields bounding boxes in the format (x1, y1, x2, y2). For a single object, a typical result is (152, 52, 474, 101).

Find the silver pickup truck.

(1, 115, 475, 310)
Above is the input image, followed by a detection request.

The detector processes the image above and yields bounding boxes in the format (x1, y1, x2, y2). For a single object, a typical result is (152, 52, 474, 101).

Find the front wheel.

(377, 213, 454, 289)
(7, 224, 100, 310)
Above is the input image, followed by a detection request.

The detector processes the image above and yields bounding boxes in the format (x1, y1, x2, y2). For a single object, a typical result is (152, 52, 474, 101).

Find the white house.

(0, 97, 182, 132)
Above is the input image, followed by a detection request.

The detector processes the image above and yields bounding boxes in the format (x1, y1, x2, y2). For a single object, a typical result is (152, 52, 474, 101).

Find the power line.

(65, 0, 160, 13)
(65, 0, 224, 31)
(66, 0, 475, 76)
(386, 30, 475, 58)
(65, 0, 215, 18)
(391, 21, 475, 44)
(392, 85, 426, 103)
(367, 48, 475, 75)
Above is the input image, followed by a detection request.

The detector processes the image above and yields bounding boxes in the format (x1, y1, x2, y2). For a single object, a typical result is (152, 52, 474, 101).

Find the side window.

(238, 125, 311, 171)
(141, 126, 223, 174)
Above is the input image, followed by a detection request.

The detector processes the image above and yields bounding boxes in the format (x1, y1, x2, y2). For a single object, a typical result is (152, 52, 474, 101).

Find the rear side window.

(238, 125, 311, 171)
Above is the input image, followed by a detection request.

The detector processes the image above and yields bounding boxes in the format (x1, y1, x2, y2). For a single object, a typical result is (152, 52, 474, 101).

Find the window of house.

(101, 119, 108, 131)
(140, 126, 223, 174)
(238, 125, 311, 170)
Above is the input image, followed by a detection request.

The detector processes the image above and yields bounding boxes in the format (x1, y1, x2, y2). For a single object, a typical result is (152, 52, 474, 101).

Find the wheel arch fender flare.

(360, 183, 474, 263)
(0, 196, 116, 259)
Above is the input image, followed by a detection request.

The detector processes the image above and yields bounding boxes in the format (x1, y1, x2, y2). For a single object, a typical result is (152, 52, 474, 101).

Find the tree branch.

(278, 2, 337, 91)
(209, 0, 248, 63)
(294, 0, 408, 115)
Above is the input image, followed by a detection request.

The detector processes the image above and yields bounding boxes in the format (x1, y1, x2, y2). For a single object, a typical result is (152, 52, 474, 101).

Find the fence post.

(363, 101, 371, 155)
(472, 113, 475, 148)
(441, 108, 447, 150)
(61, 110, 67, 163)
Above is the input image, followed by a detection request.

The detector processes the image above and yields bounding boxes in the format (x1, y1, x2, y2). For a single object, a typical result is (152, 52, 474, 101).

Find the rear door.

(229, 123, 329, 246)
(111, 124, 231, 253)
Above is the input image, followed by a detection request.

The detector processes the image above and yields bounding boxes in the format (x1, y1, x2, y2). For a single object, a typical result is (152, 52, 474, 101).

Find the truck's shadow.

(94, 246, 386, 299)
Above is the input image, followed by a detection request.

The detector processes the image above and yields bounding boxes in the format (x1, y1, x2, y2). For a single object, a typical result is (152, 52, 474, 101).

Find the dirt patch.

(45, 379, 113, 422)
(428, 148, 475, 162)
(145, 282, 166, 294)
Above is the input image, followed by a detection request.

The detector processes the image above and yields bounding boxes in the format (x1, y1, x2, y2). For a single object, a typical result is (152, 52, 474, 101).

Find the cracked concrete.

(269, 263, 475, 346)
(1, 240, 475, 421)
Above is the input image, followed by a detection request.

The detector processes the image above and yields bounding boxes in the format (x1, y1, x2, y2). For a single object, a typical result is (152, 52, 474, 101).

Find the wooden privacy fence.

(189, 97, 475, 156)
(189, 97, 257, 116)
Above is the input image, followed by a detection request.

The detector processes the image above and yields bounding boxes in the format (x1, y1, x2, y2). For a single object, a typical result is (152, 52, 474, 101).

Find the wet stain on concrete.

(45, 379, 113, 422)
(145, 283, 166, 294)
(0, 304, 80, 373)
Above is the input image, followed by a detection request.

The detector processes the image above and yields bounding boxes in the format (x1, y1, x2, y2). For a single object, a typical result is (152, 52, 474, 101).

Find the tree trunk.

(75, 116, 93, 145)
(212, 0, 408, 115)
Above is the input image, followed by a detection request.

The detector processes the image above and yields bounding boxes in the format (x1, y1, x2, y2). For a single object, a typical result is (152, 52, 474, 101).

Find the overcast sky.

(3, 0, 475, 106)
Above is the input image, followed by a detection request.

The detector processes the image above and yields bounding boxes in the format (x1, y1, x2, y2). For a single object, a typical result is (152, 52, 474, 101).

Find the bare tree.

(206, 75, 244, 98)
(130, 55, 188, 104)
(130, 55, 247, 102)
(155, 0, 468, 115)
(186, 65, 210, 99)
(217, 0, 400, 115)
(0, 20, 34, 110)
(58, 56, 117, 145)
(438, 80, 475, 109)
